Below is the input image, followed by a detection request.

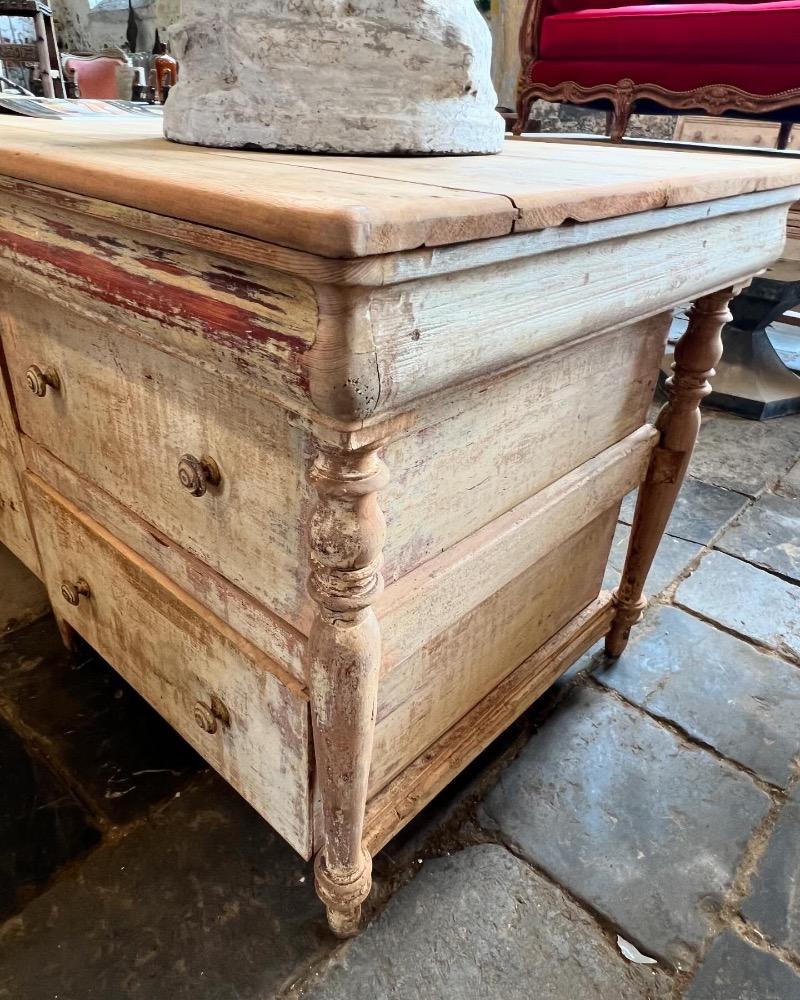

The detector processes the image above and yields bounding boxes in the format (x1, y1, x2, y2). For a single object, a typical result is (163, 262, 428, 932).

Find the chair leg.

(514, 92, 535, 136)
(607, 99, 632, 142)
(777, 121, 793, 150)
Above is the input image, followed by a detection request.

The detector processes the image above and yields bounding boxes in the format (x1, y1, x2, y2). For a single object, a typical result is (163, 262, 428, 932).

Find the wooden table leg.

(306, 441, 389, 937)
(53, 610, 80, 653)
(605, 286, 738, 657)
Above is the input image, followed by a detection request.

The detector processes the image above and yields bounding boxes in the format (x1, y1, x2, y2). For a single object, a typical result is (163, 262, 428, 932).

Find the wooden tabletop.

(3, 117, 800, 259)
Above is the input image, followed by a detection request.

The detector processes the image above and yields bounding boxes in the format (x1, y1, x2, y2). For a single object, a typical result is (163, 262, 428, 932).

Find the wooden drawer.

(371, 506, 617, 796)
(0, 311, 21, 460)
(25, 474, 312, 858)
(2, 284, 311, 636)
(0, 445, 39, 574)
(371, 424, 655, 797)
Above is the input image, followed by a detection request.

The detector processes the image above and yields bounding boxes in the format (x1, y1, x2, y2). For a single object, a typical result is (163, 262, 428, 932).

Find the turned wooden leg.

(514, 90, 534, 136)
(53, 610, 80, 653)
(605, 286, 739, 657)
(306, 442, 388, 937)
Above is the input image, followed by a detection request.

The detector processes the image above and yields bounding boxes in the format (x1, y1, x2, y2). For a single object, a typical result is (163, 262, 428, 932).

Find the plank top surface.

(3, 116, 800, 259)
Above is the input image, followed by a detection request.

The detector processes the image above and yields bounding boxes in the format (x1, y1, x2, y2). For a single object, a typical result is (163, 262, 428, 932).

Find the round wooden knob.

(177, 454, 221, 497)
(61, 578, 90, 606)
(26, 365, 61, 397)
(193, 696, 229, 735)
(193, 702, 218, 734)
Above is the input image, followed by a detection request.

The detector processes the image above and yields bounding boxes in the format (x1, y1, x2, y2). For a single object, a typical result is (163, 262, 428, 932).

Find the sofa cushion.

(540, 1, 800, 64)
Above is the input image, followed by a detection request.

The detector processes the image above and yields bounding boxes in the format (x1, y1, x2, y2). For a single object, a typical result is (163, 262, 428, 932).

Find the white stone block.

(163, 0, 505, 155)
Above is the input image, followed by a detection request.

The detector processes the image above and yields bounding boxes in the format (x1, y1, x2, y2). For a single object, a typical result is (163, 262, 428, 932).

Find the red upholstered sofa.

(515, 0, 800, 142)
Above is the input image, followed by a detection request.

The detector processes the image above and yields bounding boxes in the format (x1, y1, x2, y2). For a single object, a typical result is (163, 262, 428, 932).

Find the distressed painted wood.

(1, 121, 799, 937)
(22, 438, 307, 683)
(378, 426, 657, 674)
(306, 443, 388, 937)
(372, 507, 618, 797)
(364, 592, 616, 855)
(380, 319, 666, 581)
(25, 474, 312, 857)
(0, 177, 792, 427)
(2, 284, 313, 637)
(0, 445, 38, 574)
(0, 542, 49, 636)
(0, 192, 318, 413)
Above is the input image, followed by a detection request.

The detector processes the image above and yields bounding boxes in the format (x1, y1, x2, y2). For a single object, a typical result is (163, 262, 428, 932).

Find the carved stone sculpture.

(163, 0, 504, 155)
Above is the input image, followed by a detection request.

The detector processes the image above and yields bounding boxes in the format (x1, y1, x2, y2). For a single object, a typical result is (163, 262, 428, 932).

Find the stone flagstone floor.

(1, 407, 800, 1000)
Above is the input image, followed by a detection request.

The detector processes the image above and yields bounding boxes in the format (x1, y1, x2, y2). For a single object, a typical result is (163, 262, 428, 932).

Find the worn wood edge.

(23, 471, 308, 699)
(2, 172, 798, 288)
(0, 443, 41, 576)
(377, 424, 657, 672)
(363, 592, 615, 855)
(0, 204, 778, 433)
(22, 438, 308, 684)
(315, 317, 664, 449)
(0, 126, 517, 259)
(386, 186, 800, 286)
(309, 203, 789, 430)
(0, 257, 326, 431)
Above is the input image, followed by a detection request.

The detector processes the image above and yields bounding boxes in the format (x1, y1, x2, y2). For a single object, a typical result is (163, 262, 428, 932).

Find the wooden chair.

(62, 51, 128, 100)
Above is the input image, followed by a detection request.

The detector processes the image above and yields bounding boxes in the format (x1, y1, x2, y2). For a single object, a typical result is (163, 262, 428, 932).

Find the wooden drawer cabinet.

(1, 119, 799, 937)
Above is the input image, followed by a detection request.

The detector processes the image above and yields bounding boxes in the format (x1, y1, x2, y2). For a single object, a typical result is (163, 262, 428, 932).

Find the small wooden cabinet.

(1, 120, 799, 936)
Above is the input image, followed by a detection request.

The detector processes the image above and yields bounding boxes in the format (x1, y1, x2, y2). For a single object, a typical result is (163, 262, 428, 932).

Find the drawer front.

(25, 474, 312, 858)
(3, 285, 312, 635)
(370, 506, 617, 797)
(0, 366, 18, 458)
(0, 445, 39, 574)
(0, 293, 21, 459)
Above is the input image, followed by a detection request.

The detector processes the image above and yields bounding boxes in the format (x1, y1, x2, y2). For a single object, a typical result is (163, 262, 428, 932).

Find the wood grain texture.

(364, 592, 616, 855)
(0, 195, 318, 412)
(22, 438, 306, 685)
(306, 442, 389, 937)
(363, 204, 788, 417)
(378, 425, 656, 673)
(0, 291, 24, 465)
(0, 183, 790, 428)
(2, 118, 800, 258)
(379, 319, 666, 582)
(25, 474, 313, 857)
(0, 175, 794, 292)
(370, 507, 618, 797)
(2, 285, 313, 635)
(0, 445, 39, 574)
(0, 120, 515, 259)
